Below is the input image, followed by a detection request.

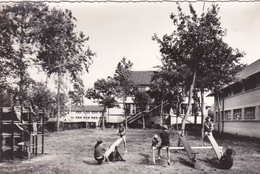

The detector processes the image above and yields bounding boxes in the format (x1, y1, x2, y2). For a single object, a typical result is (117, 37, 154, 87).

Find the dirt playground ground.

(0, 128, 260, 174)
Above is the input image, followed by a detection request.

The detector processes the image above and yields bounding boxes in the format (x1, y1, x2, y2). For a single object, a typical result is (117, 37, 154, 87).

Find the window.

(245, 107, 255, 119)
(224, 110, 231, 120)
(244, 78, 256, 91)
(233, 109, 242, 120)
(233, 84, 242, 94)
(224, 89, 232, 98)
(138, 86, 147, 92)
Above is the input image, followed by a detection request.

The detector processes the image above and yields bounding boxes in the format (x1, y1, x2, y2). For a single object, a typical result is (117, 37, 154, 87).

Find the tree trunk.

(216, 91, 221, 134)
(57, 67, 61, 132)
(181, 70, 197, 135)
(200, 90, 205, 139)
(142, 114, 145, 129)
(176, 94, 180, 131)
(160, 99, 164, 126)
(123, 95, 127, 129)
(102, 106, 106, 130)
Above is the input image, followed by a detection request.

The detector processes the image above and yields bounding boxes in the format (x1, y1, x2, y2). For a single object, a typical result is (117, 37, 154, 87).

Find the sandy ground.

(0, 128, 260, 174)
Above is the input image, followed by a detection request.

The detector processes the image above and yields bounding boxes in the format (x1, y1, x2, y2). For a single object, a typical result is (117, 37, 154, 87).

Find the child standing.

(203, 117, 214, 145)
(117, 123, 127, 152)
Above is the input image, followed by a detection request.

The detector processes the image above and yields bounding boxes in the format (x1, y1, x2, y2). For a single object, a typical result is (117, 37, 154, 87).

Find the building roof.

(66, 105, 104, 112)
(236, 58, 260, 80)
(131, 71, 154, 86)
(207, 58, 260, 96)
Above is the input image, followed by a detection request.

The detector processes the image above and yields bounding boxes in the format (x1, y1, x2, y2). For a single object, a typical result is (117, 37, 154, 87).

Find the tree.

(133, 91, 151, 129)
(149, 71, 171, 126)
(153, 3, 243, 135)
(68, 78, 85, 106)
(36, 6, 95, 131)
(68, 77, 91, 124)
(0, 2, 49, 103)
(113, 57, 135, 129)
(86, 78, 117, 130)
(0, 8, 15, 93)
(27, 81, 56, 120)
(149, 67, 188, 128)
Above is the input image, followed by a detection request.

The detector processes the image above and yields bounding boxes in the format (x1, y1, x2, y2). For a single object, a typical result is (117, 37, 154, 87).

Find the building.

(108, 70, 208, 127)
(131, 71, 154, 92)
(63, 71, 209, 128)
(212, 59, 260, 138)
(106, 71, 154, 126)
(62, 105, 104, 127)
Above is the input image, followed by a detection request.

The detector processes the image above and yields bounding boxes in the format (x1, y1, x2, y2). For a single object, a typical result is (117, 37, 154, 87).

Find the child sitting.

(218, 148, 233, 169)
(94, 140, 106, 164)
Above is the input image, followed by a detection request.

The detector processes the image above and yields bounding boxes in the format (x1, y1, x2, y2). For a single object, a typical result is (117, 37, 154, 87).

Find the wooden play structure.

(152, 133, 223, 169)
(206, 134, 222, 160)
(0, 106, 45, 162)
(178, 135, 201, 169)
(103, 138, 125, 163)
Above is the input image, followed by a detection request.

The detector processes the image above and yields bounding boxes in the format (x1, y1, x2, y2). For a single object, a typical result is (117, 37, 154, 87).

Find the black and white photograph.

(0, 0, 260, 173)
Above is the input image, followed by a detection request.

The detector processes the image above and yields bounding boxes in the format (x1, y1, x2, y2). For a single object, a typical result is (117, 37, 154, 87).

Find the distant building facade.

(212, 59, 260, 138)
(62, 105, 104, 126)
(106, 71, 156, 127)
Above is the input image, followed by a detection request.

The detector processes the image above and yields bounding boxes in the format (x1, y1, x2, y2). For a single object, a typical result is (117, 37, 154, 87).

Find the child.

(16, 123, 31, 159)
(151, 134, 159, 148)
(94, 140, 106, 164)
(157, 125, 171, 165)
(204, 117, 214, 135)
(203, 117, 214, 145)
(117, 123, 127, 152)
(218, 148, 233, 169)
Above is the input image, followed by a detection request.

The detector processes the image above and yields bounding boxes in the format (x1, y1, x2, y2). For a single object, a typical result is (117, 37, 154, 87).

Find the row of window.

(70, 116, 99, 119)
(224, 77, 260, 98)
(224, 106, 258, 120)
(74, 111, 101, 114)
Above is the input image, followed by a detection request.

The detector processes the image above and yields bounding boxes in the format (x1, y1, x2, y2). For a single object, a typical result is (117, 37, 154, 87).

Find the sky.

(3, 1, 260, 105)
(45, 1, 260, 91)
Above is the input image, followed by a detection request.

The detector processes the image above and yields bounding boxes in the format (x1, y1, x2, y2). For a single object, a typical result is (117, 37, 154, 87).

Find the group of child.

(94, 117, 233, 170)
(203, 117, 233, 169)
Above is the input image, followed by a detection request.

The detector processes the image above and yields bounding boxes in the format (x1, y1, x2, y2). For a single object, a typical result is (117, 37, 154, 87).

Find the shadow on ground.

(138, 153, 154, 165)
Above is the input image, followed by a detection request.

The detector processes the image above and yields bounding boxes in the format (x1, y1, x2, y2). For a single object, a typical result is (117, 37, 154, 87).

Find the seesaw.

(152, 135, 223, 170)
(103, 138, 125, 163)
(206, 134, 223, 160)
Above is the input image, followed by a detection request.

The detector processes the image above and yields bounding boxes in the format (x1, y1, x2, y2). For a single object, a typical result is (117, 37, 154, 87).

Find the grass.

(0, 127, 259, 174)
